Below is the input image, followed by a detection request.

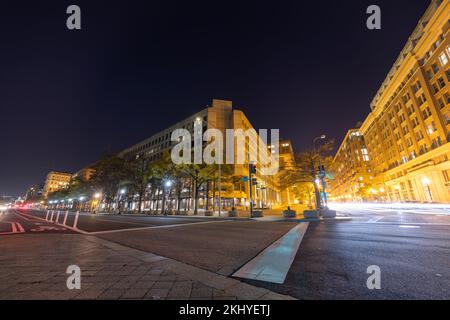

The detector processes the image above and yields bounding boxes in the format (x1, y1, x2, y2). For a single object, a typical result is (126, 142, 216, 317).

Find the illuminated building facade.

(360, 0, 450, 203)
(43, 171, 72, 198)
(273, 139, 297, 207)
(119, 99, 281, 211)
(329, 129, 375, 201)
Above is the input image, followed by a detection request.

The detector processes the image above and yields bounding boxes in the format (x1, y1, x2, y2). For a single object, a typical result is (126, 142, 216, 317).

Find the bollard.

(50, 211, 54, 222)
(63, 211, 69, 226)
(45, 210, 50, 220)
(73, 211, 80, 229)
(56, 211, 61, 223)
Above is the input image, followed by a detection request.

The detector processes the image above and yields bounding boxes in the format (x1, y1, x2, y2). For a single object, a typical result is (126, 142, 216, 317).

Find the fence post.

(50, 211, 54, 222)
(45, 210, 50, 220)
(73, 211, 80, 229)
(63, 211, 69, 226)
(56, 211, 61, 223)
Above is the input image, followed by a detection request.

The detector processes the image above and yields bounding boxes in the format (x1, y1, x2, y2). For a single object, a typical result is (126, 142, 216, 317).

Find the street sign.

(242, 176, 249, 182)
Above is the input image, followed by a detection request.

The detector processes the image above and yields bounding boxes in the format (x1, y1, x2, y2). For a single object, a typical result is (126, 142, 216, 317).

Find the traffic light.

(252, 179, 258, 186)
(249, 163, 257, 174)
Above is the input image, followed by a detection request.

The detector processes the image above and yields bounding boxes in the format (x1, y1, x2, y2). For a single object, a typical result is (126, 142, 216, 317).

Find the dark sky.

(1, 0, 430, 196)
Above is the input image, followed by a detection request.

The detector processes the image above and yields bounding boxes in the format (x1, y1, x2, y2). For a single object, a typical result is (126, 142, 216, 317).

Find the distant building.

(272, 139, 297, 207)
(43, 171, 72, 198)
(329, 129, 375, 202)
(72, 167, 96, 182)
(119, 99, 281, 211)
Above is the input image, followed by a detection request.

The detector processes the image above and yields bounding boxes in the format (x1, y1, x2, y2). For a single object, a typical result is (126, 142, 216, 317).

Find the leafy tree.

(278, 139, 335, 209)
(90, 154, 129, 212)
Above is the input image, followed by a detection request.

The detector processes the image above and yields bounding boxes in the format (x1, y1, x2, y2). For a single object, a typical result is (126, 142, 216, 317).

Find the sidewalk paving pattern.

(0, 234, 295, 300)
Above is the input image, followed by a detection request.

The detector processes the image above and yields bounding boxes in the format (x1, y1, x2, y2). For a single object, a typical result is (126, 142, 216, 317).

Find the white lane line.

(89, 220, 230, 235)
(399, 225, 421, 229)
(367, 217, 384, 223)
(232, 222, 309, 284)
(11, 222, 17, 233)
(355, 221, 450, 226)
(13, 210, 88, 234)
(16, 223, 25, 233)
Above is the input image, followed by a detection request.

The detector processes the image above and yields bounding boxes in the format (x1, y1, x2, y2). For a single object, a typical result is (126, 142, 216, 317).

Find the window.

(422, 106, 432, 119)
(438, 77, 446, 89)
(438, 98, 445, 109)
(445, 113, 450, 125)
(432, 83, 440, 93)
(361, 148, 370, 162)
(443, 170, 450, 183)
(412, 117, 419, 127)
(417, 93, 427, 106)
(445, 92, 450, 104)
(412, 81, 422, 93)
(427, 122, 437, 135)
(439, 52, 449, 66)
(432, 63, 440, 74)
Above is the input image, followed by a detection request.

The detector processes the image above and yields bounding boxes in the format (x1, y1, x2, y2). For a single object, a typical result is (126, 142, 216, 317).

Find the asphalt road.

(15, 209, 221, 232)
(2, 205, 450, 299)
(241, 204, 450, 299)
(0, 209, 74, 235)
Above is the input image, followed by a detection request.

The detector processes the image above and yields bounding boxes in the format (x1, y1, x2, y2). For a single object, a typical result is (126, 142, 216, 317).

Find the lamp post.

(312, 135, 326, 209)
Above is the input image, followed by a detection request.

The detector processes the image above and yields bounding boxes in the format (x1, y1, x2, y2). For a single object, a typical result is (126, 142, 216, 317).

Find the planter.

(303, 210, 320, 219)
(251, 211, 264, 218)
(320, 209, 337, 218)
(228, 210, 238, 217)
(204, 211, 214, 217)
(283, 210, 297, 218)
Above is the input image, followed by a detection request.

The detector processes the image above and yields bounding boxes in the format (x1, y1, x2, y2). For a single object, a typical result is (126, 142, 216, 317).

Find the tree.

(90, 154, 129, 212)
(177, 163, 211, 215)
(278, 139, 335, 209)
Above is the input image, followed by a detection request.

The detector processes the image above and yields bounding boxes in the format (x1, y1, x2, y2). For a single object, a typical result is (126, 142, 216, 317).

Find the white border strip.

(232, 222, 309, 284)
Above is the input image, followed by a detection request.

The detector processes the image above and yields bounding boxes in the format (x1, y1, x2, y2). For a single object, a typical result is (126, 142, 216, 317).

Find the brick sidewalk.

(0, 234, 295, 300)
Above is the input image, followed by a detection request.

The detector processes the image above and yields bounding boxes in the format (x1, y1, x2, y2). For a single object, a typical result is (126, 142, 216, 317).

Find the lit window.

(439, 52, 449, 66)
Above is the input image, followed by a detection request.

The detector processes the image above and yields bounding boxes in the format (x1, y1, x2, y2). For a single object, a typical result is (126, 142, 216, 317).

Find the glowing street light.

(94, 193, 101, 199)
(165, 180, 173, 188)
(120, 189, 126, 195)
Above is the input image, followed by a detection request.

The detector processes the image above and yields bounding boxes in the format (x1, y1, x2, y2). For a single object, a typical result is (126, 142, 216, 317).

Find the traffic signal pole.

(248, 163, 255, 217)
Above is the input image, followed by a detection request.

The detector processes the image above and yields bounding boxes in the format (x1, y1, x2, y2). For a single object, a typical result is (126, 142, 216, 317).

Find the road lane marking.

(13, 210, 87, 234)
(11, 222, 17, 233)
(88, 220, 230, 235)
(232, 222, 310, 284)
(367, 217, 384, 223)
(399, 225, 421, 228)
(16, 223, 25, 233)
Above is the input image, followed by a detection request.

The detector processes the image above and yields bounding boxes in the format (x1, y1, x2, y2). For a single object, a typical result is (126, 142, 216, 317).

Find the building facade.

(43, 171, 72, 198)
(329, 129, 375, 201)
(359, 0, 450, 203)
(119, 99, 281, 211)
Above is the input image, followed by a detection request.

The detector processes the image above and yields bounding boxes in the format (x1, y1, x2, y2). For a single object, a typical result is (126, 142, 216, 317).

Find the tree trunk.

(205, 181, 210, 211)
(177, 183, 182, 215)
(212, 180, 216, 212)
(194, 180, 199, 215)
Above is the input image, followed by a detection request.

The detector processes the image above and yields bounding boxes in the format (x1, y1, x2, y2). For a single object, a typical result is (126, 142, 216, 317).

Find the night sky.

(1, 0, 430, 196)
